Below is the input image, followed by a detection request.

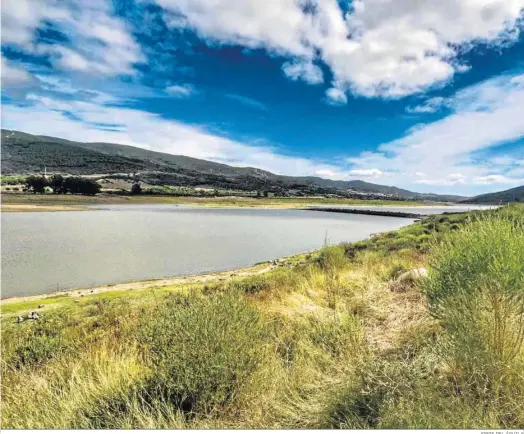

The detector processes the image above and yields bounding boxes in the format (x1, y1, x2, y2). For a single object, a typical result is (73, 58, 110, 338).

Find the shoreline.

(0, 193, 433, 212)
(1, 253, 308, 304)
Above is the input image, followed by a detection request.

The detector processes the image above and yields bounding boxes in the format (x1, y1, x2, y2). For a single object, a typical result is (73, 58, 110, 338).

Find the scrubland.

(1, 205, 523, 429)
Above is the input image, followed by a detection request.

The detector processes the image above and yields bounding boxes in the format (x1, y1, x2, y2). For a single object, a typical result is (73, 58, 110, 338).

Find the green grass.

(2, 204, 523, 428)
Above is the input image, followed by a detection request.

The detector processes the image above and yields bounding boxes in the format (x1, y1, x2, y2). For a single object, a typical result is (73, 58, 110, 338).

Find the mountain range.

(0, 129, 493, 202)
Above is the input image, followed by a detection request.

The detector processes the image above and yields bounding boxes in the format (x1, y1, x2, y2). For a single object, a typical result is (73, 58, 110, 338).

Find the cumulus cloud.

(325, 87, 348, 106)
(165, 84, 195, 98)
(347, 71, 524, 191)
(1, 0, 144, 76)
(282, 60, 323, 84)
(154, 0, 524, 98)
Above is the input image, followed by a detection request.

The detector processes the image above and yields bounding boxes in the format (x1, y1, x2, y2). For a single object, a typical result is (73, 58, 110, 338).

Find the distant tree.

(25, 175, 48, 194)
(81, 179, 101, 196)
(130, 182, 142, 195)
(62, 177, 101, 195)
(49, 174, 64, 194)
(263, 191, 269, 198)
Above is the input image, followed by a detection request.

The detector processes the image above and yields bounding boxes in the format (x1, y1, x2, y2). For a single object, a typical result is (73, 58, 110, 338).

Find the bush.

(138, 292, 268, 414)
(423, 210, 524, 396)
(130, 182, 142, 195)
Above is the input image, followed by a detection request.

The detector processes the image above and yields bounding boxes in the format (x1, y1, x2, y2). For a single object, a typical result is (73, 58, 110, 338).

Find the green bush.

(229, 276, 271, 294)
(317, 246, 347, 273)
(138, 292, 268, 414)
(7, 317, 73, 369)
(423, 210, 524, 395)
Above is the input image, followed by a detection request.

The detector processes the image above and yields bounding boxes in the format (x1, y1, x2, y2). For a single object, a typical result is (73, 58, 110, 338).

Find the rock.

(16, 316, 24, 323)
(397, 268, 428, 282)
(28, 311, 40, 320)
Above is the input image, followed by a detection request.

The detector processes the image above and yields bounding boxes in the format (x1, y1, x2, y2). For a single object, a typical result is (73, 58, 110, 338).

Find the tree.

(62, 177, 101, 195)
(49, 174, 64, 194)
(25, 175, 48, 194)
(130, 182, 142, 195)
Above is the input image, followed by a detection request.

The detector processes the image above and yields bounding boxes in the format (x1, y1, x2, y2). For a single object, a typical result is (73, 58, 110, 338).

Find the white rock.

(398, 268, 428, 281)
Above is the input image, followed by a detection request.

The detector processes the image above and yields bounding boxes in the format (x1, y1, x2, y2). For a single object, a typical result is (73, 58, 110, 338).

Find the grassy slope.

(1, 193, 429, 209)
(1, 205, 523, 428)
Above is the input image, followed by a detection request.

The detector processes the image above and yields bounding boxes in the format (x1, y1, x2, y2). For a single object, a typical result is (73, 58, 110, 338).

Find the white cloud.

(416, 173, 466, 186)
(282, 60, 323, 85)
(347, 71, 524, 191)
(348, 168, 384, 178)
(407, 97, 448, 114)
(154, 0, 524, 98)
(224, 93, 267, 111)
(474, 174, 524, 184)
(325, 87, 348, 106)
(165, 84, 195, 98)
(1, 0, 144, 76)
(1, 55, 32, 87)
(314, 169, 335, 177)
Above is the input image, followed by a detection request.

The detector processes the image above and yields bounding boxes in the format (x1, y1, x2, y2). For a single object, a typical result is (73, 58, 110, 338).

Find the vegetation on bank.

(24, 175, 101, 195)
(1, 205, 523, 428)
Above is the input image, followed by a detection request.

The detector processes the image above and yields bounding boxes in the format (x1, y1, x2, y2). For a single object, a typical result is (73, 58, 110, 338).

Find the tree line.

(25, 175, 101, 195)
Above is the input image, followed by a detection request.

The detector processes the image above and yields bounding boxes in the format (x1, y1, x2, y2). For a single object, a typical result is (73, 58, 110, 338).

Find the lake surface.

(1, 205, 414, 298)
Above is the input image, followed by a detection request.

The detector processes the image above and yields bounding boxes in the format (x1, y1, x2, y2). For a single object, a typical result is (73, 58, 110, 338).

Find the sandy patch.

(1, 204, 89, 212)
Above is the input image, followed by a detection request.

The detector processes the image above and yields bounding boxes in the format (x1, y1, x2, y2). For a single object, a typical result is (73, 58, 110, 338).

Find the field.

(0, 192, 429, 211)
(1, 205, 523, 428)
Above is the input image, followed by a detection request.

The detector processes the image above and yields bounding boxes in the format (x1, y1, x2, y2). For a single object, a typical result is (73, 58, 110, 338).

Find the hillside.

(1, 129, 465, 201)
(462, 185, 524, 204)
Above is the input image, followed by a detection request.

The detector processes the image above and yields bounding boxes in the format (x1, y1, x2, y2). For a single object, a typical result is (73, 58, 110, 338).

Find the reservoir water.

(1, 205, 417, 298)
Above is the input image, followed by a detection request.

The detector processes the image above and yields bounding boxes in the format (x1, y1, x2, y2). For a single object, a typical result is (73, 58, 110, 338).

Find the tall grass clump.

(138, 292, 269, 416)
(423, 209, 524, 397)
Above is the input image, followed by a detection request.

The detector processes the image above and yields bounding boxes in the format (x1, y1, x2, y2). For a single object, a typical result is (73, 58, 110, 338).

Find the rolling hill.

(462, 185, 524, 204)
(1, 129, 466, 201)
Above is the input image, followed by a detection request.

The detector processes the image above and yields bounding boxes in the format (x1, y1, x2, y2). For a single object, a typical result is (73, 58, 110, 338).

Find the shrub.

(130, 182, 142, 195)
(138, 292, 268, 414)
(229, 276, 271, 294)
(317, 246, 347, 273)
(7, 317, 73, 369)
(423, 210, 524, 396)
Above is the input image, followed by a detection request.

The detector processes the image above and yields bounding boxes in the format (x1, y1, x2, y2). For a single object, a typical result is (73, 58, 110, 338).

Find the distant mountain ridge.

(462, 185, 524, 204)
(1, 129, 466, 201)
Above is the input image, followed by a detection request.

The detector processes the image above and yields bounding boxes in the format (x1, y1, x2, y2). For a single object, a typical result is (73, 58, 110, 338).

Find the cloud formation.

(154, 0, 524, 99)
(347, 71, 524, 189)
(224, 93, 267, 111)
(165, 84, 195, 98)
(1, 0, 143, 76)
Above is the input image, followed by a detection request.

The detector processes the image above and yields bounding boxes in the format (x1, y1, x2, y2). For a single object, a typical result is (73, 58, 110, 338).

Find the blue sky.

(2, 0, 524, 196)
